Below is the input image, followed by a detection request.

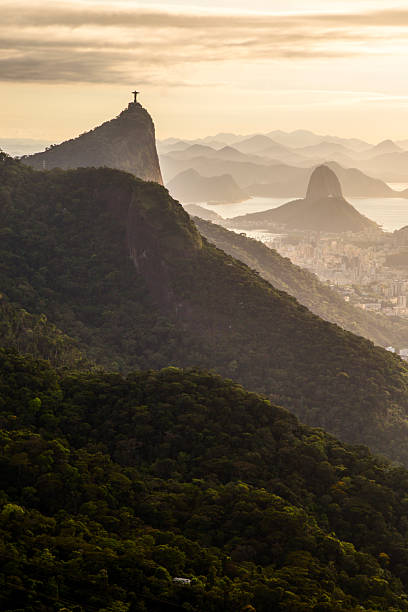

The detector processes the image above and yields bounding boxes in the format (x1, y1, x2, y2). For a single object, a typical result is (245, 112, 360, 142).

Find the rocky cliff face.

(306, 164, 343, 200)
(23, 102, 163, 184)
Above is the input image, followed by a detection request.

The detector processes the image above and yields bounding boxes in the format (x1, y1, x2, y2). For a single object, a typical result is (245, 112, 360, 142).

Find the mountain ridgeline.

(22, 100, 163, 184)
(2, 153, 408, 465)
(160, 129, 408, 187)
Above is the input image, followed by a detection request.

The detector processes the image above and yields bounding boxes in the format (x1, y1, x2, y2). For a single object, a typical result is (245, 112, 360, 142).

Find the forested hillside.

(194, 217, 408, 348)
(2, 153, 408, 465)
(3, 350, 408, 610)
(0, 299, 86, 369)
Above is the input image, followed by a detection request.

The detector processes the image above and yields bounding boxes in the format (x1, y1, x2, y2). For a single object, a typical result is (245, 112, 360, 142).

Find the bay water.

(198, 183, 408, 233)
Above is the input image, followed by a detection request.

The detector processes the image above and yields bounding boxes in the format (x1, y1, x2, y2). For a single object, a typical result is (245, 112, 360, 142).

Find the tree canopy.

(2, 350, 408, 610)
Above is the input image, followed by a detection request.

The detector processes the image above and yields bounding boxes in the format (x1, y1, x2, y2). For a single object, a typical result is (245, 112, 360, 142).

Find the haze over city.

(2, 0, 408, 142)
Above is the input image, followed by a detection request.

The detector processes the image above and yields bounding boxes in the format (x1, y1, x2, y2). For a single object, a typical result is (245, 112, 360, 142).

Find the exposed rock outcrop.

(228, 165, 380, 234)
(23, 101, 163, 184)
(306, 165, 343, 200)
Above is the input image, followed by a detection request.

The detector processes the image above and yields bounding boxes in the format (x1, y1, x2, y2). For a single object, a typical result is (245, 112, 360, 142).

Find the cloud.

(1, 1, 408, 84)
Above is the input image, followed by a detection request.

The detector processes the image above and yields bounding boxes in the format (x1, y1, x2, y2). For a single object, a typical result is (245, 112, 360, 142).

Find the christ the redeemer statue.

(132, 90, 139, 103)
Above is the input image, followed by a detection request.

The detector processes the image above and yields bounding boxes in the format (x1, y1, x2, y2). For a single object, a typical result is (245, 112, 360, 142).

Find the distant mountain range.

(160, 130, 408, 193)
(265, 129, 372, 151)
(165, 143, 267, 165)
(162, 154, 401, 201)
(159, 128, 375, 151)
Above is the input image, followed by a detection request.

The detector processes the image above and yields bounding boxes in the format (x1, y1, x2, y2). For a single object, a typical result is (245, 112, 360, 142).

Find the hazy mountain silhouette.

(294, 141, 357, 159)
(167, 168, 247, 203)
(166, 144, 261, 163)
(247, 161, 395, 198)
(166, 144, 218, 159)
(232, 134, 280, 154)
(158, 129, 408, 184)
(264, 129, 371, 151)
(364, 139, 403, 157)
(357, 151, 408, 182)
(160, 140, 399, 197)
(160, 155, 274, 186)
(230, 165, 380, 233)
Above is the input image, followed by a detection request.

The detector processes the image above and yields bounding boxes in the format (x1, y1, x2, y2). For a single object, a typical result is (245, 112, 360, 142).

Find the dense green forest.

(194, 217, 408, 348)
(4, 349, 408, 610)
(0, 299, 86, 369)
(2, 152, 408, 466)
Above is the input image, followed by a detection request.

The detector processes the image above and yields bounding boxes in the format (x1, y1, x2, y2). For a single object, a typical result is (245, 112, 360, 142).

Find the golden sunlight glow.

(1, 0, 408, 141)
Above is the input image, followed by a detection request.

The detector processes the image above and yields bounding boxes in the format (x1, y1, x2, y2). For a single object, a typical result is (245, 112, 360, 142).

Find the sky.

(2, 0, 408, 143)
